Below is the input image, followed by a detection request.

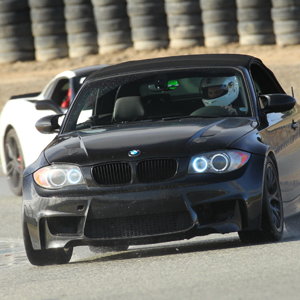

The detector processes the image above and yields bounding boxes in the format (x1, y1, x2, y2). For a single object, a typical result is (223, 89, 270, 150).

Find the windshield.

(63, 68, 250, 133)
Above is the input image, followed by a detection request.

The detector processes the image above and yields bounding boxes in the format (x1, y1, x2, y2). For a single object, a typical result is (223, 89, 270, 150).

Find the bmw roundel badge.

(128, 149, 141, 157)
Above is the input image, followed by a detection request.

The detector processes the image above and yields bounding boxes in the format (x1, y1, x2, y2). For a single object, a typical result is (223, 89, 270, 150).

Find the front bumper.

(23, 155, 265, 250)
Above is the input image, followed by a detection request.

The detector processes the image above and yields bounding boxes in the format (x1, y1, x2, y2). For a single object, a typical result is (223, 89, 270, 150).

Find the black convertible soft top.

(88, 54, 262, 80)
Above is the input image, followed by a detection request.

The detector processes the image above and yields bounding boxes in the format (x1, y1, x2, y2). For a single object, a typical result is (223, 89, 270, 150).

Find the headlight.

(188, 150, 250, 174)
(33, 165, 85, 189)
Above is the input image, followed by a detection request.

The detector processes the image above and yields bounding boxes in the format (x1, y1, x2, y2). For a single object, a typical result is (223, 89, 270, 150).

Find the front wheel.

(238, 157, 284, 243)
(4, 128, 24, 196)
(23, 222, 73, 266)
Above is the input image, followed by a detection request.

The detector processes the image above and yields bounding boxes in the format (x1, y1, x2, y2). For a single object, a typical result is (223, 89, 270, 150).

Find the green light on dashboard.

(167, 80, 179, 90)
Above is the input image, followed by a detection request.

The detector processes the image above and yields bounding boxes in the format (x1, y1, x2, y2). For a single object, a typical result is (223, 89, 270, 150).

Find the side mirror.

(260, 94, 296, 114)
(35, 100, 63, 114)
(35, 114, 64, 134)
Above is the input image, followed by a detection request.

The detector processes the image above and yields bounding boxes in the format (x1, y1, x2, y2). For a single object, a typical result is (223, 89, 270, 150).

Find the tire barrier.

(271, 0, 300, 45)
(91, 0, 132, 54)
(29, 0, 68, 61)
(237, 0, 275, 45)
(199, 0, 238, 47)
(127, 0, 169, 50)
(0, 0, 34, 63)
(165, 0, 203, 49)
(64, 0, 98, 58)
(1, 1, 300, 63)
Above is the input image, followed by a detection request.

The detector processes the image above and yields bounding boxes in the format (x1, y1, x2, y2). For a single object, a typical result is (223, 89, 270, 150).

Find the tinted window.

(63, 68, 250, 133)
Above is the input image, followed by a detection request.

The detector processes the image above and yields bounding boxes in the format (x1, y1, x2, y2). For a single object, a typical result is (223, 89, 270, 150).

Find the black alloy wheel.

(4, 128, 24, 196)
(238, 157, 284, 243)
(23, 221, 73, 266)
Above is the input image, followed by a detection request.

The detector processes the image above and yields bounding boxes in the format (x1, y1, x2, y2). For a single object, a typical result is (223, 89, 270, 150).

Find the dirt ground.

(0, 44, 300, 110)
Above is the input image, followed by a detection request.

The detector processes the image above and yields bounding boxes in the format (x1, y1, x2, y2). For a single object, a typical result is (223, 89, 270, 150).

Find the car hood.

(45, 118, 256, 165)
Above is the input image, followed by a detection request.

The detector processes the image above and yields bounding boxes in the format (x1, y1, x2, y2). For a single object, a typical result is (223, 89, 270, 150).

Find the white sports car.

(0, 64, 108, 195)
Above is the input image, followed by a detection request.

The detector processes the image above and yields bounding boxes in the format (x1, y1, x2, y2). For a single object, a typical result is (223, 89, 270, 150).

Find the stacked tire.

(271, 0, 300, 46)
(0, 0, 34, 63)
(165, 0, 203, 49)
(29, 0, 68, 61)
(127, 0, 168, 50)
(200, 0, 238, 47)
(64, 0, 98, 58)
(92, 0, 132, 54)
(237, 0, 275, 45)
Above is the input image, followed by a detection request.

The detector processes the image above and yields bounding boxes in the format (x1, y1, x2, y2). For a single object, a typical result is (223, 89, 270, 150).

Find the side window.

(250, 64, 283, 95)
(50, 78, 70, 107)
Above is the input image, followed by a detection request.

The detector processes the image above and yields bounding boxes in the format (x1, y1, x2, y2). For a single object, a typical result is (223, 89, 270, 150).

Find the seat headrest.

(113, 96, 144, 122)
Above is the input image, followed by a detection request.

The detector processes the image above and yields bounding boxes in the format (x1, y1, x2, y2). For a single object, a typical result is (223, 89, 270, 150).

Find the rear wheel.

(4, 128, 24, 196)
(238, 158, 284, 243)
(23, 221, 73, 266)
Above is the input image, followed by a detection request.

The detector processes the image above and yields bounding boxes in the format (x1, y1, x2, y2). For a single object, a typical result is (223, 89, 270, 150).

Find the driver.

(199, 76, 239, 115)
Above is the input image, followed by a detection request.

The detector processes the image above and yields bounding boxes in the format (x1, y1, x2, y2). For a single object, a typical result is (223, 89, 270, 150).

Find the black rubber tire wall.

(0, 0, 34, 63)
(165, 0, 203, 49)
(199, 0, 238, 47)
(127, 0, 168, 50)
(64, 0, 98, 58)
(92, 0, 132, 54)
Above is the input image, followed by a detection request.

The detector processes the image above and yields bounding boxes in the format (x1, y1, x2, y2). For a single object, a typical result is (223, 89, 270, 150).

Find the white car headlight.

(188, 150, 250, 174)
(33, 165, 85, 189)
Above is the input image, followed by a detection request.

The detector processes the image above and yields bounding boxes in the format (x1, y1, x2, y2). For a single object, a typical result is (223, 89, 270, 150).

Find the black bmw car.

(23, 54, 300, 265)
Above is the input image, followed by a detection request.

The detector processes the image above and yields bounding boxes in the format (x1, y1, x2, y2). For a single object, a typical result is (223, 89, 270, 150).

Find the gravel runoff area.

(0, 44, 300, 110)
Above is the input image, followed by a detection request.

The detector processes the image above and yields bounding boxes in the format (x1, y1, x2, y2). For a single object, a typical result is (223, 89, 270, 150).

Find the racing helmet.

(200, 76, 239, 107)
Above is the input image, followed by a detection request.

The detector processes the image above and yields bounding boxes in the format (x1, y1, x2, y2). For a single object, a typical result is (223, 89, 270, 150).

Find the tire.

(169, 26, 203, 39)
(99, 31, 132, 46)
(28, 0, 64, 9)
(133, 40, 168, 50)
(132, 27, 168, 41)
(97, 18, 130, 33)
(127, 3, 165, 16)
(4, 129, 25, 196)
(0, 37, 34, 52)
(238, 21, 274, 35)
(66, 19, 97, 34)
(236, 0, 271, 9)
(272, 7, 300, 21)
(67, 32, 97, 46)
(0, 0, 28, 12)
(32, 21, 66, 36)
(0, 11, 30, 25)
(165, 2, 200, 14)
(93, 4, 126, 20)
(0, 23, 32, 39)
(275, 33, 300, 45)
(23, 221, 73, 266)
(35, 48, 68, 61)
(237, 8, 272, 22)
(34, 35, 67, 49)
(64, 4, 94, 20)
(271, 0, 300, 8)
(69, 45, 98, 57)
(100, 43, 131, 54)
(238, 157, 284, 243)
(239, 34, 275, 45)
(91, 0, 120, 5)
(203, 22, 237, 37)
(202, 9, 236, 23)
(0, 51, 34, 63)
(273, 20, 300, 35)
(204, 35, 237, 47)
(30, 7, 64, 22)
(131, 15, 167, 27)
(200, 0, 235, 10)
(167, 15, 201, 27)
